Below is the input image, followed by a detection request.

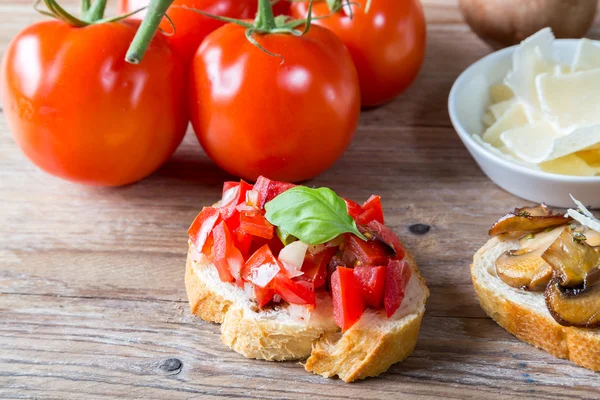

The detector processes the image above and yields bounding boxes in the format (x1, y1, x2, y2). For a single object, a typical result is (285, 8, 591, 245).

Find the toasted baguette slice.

(185, 243, 429, 382)
(472, 237, 600, 371)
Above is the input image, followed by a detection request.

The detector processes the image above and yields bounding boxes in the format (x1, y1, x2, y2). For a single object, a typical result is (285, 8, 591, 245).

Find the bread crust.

(472, 237, 600, 372)
(185, 244, 428, 382)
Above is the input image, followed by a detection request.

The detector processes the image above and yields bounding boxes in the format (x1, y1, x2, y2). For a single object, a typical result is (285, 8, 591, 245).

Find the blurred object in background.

(459, 0, 598, 49)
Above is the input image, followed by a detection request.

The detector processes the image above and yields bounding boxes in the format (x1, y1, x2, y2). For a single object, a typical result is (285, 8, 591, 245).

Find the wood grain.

(2, 1, 600, 398)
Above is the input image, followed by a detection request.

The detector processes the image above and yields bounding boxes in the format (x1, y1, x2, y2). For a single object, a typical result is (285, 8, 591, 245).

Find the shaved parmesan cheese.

(482, 103, 530, 147)
(566, 209, 600, 233)
(501, 122, 562, 163)
(476, 29, 600, 176)
(490, 83, 514, 103)
(490, 99, 515, 120)
(545, 125, 600, 161)
(482, 111, 495, 127)
(537, 70, 600, 129)
(504, 28, 554, 110)
(540, 154, 597, 176)
(572, 39, 600, 72)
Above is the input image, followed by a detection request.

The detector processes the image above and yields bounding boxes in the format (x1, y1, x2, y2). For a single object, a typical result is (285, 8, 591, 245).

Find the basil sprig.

(265, 186, 367, 245)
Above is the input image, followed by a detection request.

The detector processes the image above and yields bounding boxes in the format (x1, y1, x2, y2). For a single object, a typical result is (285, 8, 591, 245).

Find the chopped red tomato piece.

(212, 221, 244, 283)
(253, 176, 296, 208)
(272, 272, 315, 306)
(301, 247, 337, 288)
(353, 266, 386, 309)
(384, 259, 412, 317)
(241, 245, 281, 289)
(345, 233, 394, 266)
(188, 207, 220, 254)
(254, 285, 275, 308)
(220, 179, 253, 225)
(356, 195, 384, 224)
(222, 181, 238, 196)
(331, 267, 365, 331)
(232, 228, 253, 257)
(239, 212, 274, 239)
(343, 198, 362, 219)
(366, 220, 406, 260)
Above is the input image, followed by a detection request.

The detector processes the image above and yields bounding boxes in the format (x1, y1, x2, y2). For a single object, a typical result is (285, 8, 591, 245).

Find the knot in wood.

(159, 358, 182, 373)
(409, 224, 431, 235)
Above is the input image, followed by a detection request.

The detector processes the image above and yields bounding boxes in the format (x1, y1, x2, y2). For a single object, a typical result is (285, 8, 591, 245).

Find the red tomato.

(239, 212, 274, 239)
(253, 176, 296, 208)
(119, 0, 257, 67)
(254, 285, 275, 308)
(188, 207, 221, 252)
(291, 0, 426, 107)
(213, 221, 244, 283)
(272, 0, 291, 16)
(232, 227, 253, 257)
(220, 179, 253, 230)
(343, 198, 362, 219)
(241, 245, 281, 287)
(353, 265, 386, 309)
(0, 20, 188, 186)
(331, 266, 365, 330)
(273, 272, 316, 306)
(384, 259, 412, 317)
(189, 24, 360, 182)
(301, 247, 337, 289)
(366, 220, 406, 260)
(356, 195, 384, 225)
(345, 233, 393, 266)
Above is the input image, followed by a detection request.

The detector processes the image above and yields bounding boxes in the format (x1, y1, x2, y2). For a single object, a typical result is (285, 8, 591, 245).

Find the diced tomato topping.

(253, 176, 296, 208)
(353, 266, 386, 309)
(212, 221, 244, 284)
(241, 245, 281, 288)
(343, 198, 362, 219)
(232, 228, 253, 257)
(301, 247, 337, 289)
(356, 195, 384, 224)
(345, 233, 394, 266)
(331, 267, 365, 331)
(272, 272, 316, 306)
(239, 212, 274, 239)
(222, 181, 238, 196)
(365, 220, 406, 260)
(220, 180, 253, 226)
(188, 207, 221, 254)
(254, 285, 275, 308)
(384, 259, 412, 317)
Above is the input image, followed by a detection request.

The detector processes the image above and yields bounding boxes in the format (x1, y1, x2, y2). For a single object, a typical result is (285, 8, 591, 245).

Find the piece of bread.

(185, 243, 429, 382)
(471, 236, 600, 371)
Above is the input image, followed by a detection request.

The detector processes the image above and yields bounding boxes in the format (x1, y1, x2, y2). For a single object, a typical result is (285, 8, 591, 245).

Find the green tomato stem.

(255, 0, 277, 30)
(81, 0, 90, 14)
(85, 0, 107, 22)
(125, 0, 174, 64)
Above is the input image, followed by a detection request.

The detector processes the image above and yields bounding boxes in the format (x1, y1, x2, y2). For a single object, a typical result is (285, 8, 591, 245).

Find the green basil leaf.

(276, 226, 297, 246)
(265, 186, 367, 245)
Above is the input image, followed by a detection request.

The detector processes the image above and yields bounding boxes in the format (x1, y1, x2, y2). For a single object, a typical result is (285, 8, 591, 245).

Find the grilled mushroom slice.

(541, 228, 600, 288)
(489, 204, 570, 236)
(545, 278, 600, 328)
(495, 226, 564, 290)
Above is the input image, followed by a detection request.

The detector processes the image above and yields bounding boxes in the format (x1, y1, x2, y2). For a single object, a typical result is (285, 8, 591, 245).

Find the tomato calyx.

(35, 0, 146, 27)
(127, 0, 319, 63)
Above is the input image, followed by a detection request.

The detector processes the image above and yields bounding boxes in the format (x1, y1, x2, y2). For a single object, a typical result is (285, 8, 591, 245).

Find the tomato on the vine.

(1, 16, 188, 186)
(291, 0, 426, 107)
(188, 21, 360, 182)
(119, 0, 258, 67)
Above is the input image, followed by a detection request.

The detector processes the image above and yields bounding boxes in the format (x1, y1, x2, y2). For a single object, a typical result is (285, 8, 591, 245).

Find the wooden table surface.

(2, 1, 600, 399)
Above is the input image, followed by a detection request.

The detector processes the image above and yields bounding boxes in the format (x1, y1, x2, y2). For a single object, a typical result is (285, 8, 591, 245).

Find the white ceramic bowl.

(448, 40, 600, 208)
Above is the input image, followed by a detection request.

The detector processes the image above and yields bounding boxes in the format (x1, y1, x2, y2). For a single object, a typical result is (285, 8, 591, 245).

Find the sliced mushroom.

(489, 204, 570, 236)
(496, 226, 564, 290)
(541, 228, 600, 288)
(545, 278, 600, 328)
